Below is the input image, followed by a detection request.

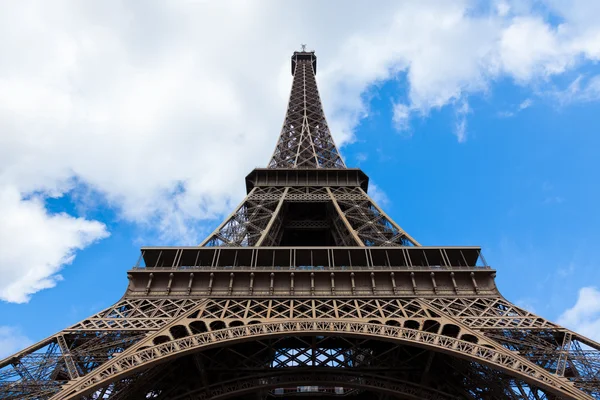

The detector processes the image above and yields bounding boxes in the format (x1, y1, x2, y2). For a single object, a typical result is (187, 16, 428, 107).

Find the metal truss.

(269, 53, 345, 169)
(3, 295, 598, 399)
(422, 297, 558, 329)
(201, 186, 418, 247)
(2, 49, 599, 400)
(170, 370, 462, 400)
(46, 318, 595, 399)
(329, 187, 419, 246)
(201, 187, 288, 247)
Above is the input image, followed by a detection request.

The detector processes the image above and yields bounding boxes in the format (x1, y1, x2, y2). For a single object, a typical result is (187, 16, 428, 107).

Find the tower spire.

(200, 49, 419, 247)
(269, 49, 345, 169)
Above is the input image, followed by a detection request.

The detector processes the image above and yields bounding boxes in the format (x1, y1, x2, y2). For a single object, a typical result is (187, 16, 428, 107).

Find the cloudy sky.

(1, 0, 600, 357)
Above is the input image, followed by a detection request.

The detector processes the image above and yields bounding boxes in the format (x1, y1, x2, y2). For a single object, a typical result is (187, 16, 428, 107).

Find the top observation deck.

(292, 50, 317, 75)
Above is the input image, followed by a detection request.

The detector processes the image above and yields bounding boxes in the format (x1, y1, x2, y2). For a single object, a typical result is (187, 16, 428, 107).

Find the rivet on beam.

(370, 272, 376, 295)
(249, 272, 255, 295)
(290, 272, 295, 295)
(187, 273, 194, 295)
(390, 272, 397, 295)
(410, 272, 417, 294)
(208, 273, 214, 295)
(470, 272, 480, 294)
(166, 273, 174, 295)
(350, 272, 356, 295)
(450, 272, 458, 294)
(330, 272, 335, 295)
(430, 272, 438, 294)
(270, 272, 275, 295)
(145, 273, 154, 295)
(228, 273, 234, 295)
(310, 272, 315, 296)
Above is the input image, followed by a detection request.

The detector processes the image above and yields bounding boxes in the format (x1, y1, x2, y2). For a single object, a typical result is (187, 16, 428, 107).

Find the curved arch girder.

(51, 320, 589, 400)
(175, 369, 459, 400)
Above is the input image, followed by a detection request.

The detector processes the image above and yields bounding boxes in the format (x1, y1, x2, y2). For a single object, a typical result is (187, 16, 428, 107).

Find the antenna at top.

(300, 44, 307, 52)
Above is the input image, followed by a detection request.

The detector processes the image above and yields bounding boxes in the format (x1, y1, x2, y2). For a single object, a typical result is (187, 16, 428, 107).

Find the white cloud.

(0, 186, 108, 303)
(3, 1, 600, 301)
(498, 98, 532, 118)
(558, 287, 600, 342)
(515, 298, 537, 315)
(518, 98, 533, 110)
(367, 183, 390, 208)
(355, 153, 368, 163)
(392, 103, 411, 131)
(552, 75, 600, 105)
(498, 16, 570, 81)
(496, 1, 511, 17)
(454, 99, 471, 142)
(0, 326, 33, 359)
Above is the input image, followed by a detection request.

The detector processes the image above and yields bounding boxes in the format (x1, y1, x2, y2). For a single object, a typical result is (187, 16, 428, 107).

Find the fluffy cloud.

(0, 327, 32, 359)
(0, 186, 108, 303)
(2, 0, 600, 301)
(558, 287, 600, 342)
(552, 75, 600, 105)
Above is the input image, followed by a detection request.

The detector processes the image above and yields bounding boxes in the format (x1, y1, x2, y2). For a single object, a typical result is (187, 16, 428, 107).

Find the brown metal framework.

(1, 49, 598, 399)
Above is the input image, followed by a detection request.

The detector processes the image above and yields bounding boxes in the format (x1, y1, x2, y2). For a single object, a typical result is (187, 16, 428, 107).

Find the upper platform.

(292, 51, 317, 75)
(127, 246, 496, 298)
(245, 167, 369, 194)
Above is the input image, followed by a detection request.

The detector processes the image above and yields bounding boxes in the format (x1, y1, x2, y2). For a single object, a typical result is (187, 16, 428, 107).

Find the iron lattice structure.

(1, 50, 599, 400)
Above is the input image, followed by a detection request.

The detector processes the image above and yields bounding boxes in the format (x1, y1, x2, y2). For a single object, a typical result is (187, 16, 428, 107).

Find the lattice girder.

(200, 185, 419, 248)
(269, 53, 345, 169)
(2, 294, 599, 399)
(13, 296, 586, 400)
(48, 318, 589, 399)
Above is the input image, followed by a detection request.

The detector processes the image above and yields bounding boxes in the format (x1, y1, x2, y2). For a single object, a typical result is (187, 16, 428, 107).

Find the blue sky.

(1, 0, 600, 356)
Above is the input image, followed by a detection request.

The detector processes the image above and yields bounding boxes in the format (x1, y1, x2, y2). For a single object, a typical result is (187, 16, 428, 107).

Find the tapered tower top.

(269, 48, 345, 169)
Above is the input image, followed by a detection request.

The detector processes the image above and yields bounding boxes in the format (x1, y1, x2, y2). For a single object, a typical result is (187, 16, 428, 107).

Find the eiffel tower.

(1, 49, 599, 400)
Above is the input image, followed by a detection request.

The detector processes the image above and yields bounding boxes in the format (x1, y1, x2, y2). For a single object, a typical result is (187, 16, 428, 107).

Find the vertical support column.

(249, 273, 255, 295)
(330, 273, 336, 295)
(208, 273, 214, 295)
(470, 272, 480, 294)
(450, 272, 459, 294)
(166, 273, 174, 295)
(187, 273, 194, 295)
(145, 273, 154, 295)
(430, 272, 438, 294)
(370, 272, 377, 295)
(228, 273, 235, 295)
(390, 272, 397, 295)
